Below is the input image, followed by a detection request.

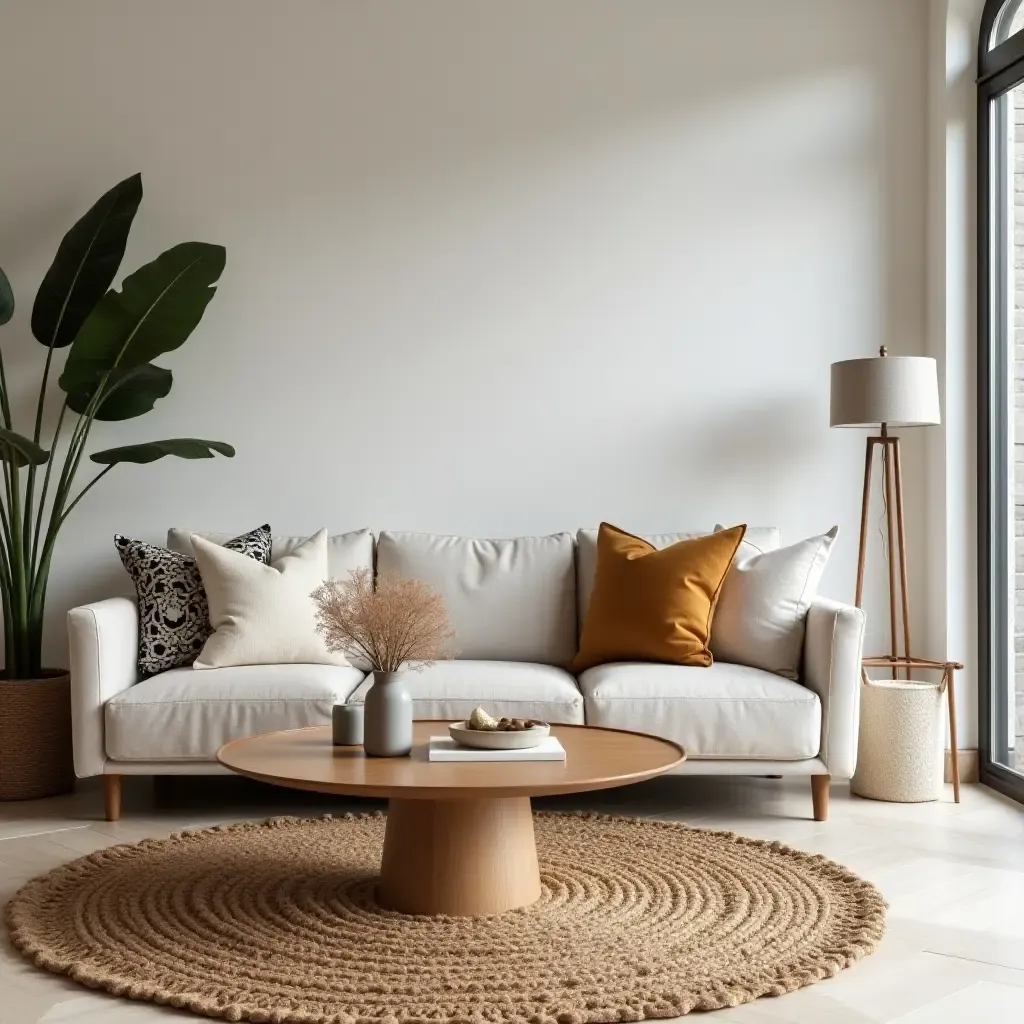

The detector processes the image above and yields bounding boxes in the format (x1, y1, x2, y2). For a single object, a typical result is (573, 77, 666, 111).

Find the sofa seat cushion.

(105, 664, 366, 761)
(578, 662, 820, 760)
(347, 661, 584, 724)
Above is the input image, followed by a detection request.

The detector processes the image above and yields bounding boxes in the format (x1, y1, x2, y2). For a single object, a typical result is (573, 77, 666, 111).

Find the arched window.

(979, 0, 1024, 801)
(988, 0, 1024, 49)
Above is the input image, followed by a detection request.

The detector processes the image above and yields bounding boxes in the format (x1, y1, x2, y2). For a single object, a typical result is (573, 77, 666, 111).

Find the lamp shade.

(830, 354, 940, 428)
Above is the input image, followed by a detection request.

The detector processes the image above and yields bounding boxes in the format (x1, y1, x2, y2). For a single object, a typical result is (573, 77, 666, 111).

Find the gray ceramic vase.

(363, 670, 413, 757)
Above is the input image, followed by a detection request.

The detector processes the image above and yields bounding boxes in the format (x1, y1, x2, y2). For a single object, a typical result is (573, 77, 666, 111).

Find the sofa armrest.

(801, 597, 866, 779)
(68, 597, 140, 778)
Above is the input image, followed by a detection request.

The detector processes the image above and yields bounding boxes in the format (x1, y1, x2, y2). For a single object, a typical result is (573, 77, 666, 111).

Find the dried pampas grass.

(311, 569, 456, 672)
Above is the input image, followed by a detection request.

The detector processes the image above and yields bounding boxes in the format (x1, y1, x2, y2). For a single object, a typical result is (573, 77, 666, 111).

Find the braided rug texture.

(6, 812, 886, 1023)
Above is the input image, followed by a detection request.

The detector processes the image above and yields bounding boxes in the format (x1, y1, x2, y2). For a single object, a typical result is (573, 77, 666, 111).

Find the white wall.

(0, 0, 929, 670)
(926, 0, 984, 746)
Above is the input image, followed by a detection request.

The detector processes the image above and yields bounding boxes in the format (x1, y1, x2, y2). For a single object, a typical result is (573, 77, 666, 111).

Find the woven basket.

(0, 670, 74, 800)
(851, 677, 944, 803)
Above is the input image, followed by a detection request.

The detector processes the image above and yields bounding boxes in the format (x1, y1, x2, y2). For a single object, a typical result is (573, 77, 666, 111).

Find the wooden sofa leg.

(104, 774, 123, 822)
(811, 774, 830, 822)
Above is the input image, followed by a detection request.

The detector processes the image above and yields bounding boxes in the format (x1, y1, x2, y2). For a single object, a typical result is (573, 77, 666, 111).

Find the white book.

(428, 736, 566, 762)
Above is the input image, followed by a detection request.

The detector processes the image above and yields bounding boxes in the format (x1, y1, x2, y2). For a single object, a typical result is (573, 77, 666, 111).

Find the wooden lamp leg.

(811, 774, 830, 821)
(854, 438, 875, 609)
(883, 441, 900, 677)
(104, 774, 122, 821)
(945, 667, 961, 804)
(892, 438, 913, 677)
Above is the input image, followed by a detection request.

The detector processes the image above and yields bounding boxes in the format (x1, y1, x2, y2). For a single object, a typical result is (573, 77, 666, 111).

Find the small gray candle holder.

(332, 704, 364, 746)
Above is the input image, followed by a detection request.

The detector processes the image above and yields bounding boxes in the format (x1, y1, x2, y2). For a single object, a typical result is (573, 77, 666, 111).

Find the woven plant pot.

(0, 670, 74, 800)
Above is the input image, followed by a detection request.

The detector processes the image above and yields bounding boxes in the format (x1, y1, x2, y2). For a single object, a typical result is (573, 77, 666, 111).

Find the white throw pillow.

(192, 528, 347, 669)
(710, 526, 838, 680)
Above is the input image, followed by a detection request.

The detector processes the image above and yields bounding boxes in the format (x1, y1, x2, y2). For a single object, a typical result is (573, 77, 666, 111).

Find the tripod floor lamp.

(830, 347, 965, 801)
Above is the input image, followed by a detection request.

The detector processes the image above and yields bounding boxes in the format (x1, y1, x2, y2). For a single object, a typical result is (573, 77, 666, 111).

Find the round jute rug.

(5, 812, 885, 1023)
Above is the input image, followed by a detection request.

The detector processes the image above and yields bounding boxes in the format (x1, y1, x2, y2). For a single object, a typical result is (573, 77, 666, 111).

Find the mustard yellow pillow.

(572, 523, 747, 672)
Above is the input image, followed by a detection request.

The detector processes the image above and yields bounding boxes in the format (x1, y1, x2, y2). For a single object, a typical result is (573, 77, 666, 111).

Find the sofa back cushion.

(575, 526, 782, 628)
(376, 531, 577, 666)
(168, 528, 374, 579)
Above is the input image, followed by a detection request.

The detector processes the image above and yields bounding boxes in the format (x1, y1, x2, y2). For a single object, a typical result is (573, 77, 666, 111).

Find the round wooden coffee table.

(218, 721, 684, 917)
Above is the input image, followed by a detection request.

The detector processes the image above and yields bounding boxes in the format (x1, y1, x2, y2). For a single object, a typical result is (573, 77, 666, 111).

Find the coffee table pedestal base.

(378, 796, 541, 916)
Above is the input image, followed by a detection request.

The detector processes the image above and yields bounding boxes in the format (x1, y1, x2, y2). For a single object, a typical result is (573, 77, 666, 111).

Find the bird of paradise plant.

(0, 173, 232, 679)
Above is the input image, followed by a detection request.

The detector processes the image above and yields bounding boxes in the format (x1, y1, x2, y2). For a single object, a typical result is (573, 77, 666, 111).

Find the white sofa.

(68, 528, 865, 822)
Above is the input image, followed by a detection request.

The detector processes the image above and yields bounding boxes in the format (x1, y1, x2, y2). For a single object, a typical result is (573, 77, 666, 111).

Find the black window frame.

(979, 0, 1024, 803)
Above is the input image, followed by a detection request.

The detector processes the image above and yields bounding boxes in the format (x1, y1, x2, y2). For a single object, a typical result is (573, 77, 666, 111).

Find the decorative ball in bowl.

(449, 708, 550, 750)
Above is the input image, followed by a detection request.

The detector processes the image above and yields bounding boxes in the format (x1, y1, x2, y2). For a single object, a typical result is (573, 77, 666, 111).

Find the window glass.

(986, 80, 1024, 774)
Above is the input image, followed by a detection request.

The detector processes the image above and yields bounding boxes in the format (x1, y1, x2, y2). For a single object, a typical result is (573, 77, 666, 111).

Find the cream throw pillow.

(192, 528, 347, 669)
(710, 526, 838, 680)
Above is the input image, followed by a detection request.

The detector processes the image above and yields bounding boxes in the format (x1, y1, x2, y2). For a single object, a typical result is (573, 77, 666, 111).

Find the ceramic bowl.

(448, 721, 550, 750)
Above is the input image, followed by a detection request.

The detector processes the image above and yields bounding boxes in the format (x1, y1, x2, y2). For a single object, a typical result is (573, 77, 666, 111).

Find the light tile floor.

(1, 775, 1022, 1023)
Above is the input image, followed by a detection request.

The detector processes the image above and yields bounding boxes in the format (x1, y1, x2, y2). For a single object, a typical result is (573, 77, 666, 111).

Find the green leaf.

(0, 427, 49, 466)
(66, 363, 173, 421)
(89, 438, 234, 465)
(0, 266, 13, 326)
(31, 173, 143, 349)
(59, 241, 226, 394)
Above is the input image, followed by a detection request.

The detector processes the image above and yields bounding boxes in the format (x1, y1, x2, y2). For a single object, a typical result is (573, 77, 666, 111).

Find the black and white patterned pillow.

(115, 525, 272, 676)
